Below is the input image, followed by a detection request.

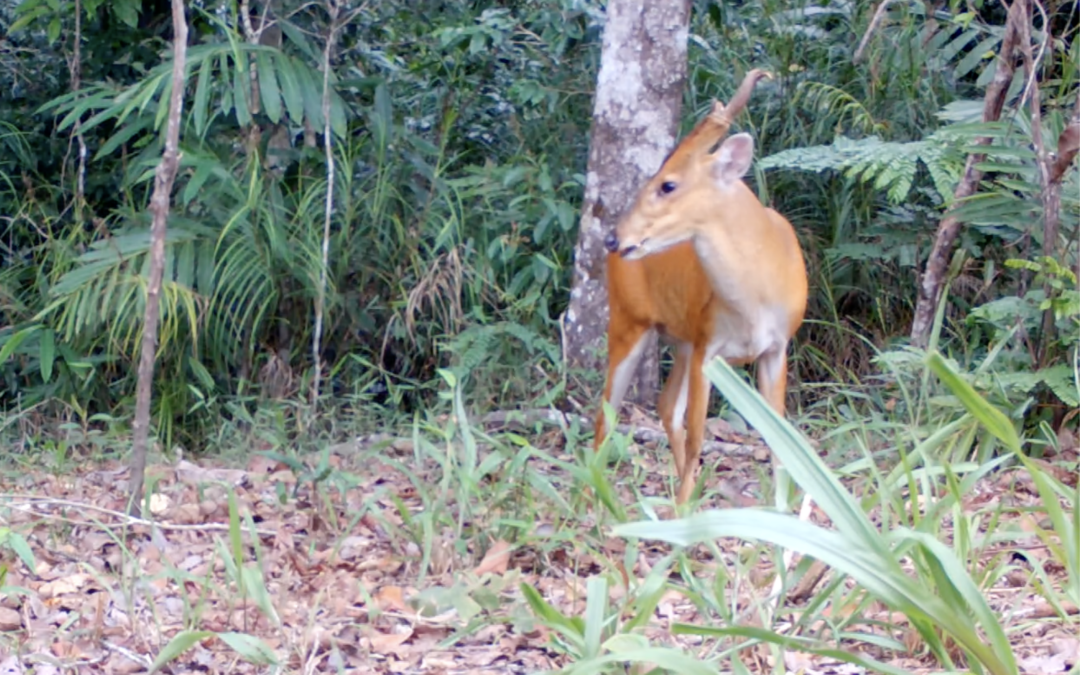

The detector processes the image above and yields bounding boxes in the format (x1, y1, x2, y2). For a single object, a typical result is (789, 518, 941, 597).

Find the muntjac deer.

(593, 70, 807, 506)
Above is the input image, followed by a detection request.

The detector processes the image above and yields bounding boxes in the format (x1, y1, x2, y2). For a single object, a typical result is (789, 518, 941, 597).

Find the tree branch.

(1017, 0, 1078, 367)
(909, 0, 1024, 348)
(1048, 90, 1080, 185)
(853, 0, 898, 64)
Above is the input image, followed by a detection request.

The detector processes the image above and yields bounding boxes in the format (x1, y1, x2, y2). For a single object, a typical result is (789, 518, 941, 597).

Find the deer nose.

(603, 232, 619, 253)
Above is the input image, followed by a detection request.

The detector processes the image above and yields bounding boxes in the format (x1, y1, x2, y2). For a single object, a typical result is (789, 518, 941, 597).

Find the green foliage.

(40, 40, 349, 144)
(1, 0, 1077, 456)
(607, 357, 1040, 675)
(443, 321, 560, 403)
(521, 572, 724, 675)
(147, 490, 279, 673)
(968, 256, 1080, 409)
(3, 0, 1080, 671)
(760, 132, 965, 205)
(927, 351, 1079, 607)
(12, 0, 143, 38)
(1, 0, 595, 444)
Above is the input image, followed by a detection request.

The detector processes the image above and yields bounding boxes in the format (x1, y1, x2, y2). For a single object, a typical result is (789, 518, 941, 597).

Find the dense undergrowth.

(0, 0, 1078, 672)
(2, 0, 1074, 448)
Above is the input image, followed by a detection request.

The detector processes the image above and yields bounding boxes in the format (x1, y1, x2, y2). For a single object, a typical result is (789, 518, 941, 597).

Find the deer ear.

(711, 133, 754, 188)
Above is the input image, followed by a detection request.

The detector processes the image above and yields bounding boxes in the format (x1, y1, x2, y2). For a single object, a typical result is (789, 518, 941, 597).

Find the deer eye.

(658, 181, 677, 195)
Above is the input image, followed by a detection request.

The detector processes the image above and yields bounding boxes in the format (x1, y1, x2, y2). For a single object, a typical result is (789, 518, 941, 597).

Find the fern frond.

(759, 133, 965, 204)
(444, 321, 558, 379)
(794, 81, 886, 136)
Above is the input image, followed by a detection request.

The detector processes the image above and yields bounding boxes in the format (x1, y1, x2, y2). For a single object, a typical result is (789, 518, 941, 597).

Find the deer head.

(604, 69, 771, 259)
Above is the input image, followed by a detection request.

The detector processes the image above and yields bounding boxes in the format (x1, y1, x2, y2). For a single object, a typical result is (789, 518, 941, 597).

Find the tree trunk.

(563, 0, 692, 406)
(1016, 4, 1080, 366)
(128, 0, 189, 515)
(909, 0, 1023, 348)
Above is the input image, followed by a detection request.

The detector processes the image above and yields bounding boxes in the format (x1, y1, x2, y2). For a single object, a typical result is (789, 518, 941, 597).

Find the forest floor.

(0, 407, 1076, 675)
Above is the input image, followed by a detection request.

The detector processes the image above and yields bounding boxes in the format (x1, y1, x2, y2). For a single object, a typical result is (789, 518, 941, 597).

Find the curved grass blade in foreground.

(611, 357, 1019, 675)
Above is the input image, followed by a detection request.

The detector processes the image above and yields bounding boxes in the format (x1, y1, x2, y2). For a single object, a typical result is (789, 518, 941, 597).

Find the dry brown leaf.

(171, 503, 203, 524)
(246, 454, 282, 475)
(705, 417, 734, 439)
(376, 585, 411, 613)
(369, 627, 413, 654)
(38, 573, 90, 598)
(175, 459, 246, 486)
(473, 539, 511, 576)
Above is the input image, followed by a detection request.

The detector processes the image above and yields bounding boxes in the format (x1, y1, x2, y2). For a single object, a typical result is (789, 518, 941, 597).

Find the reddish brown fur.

(593, 69, 804, 506)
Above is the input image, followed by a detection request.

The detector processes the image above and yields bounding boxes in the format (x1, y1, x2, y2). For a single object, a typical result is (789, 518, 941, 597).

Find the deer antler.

(709, 68, 772, 127)
(672, 69, 773, 159)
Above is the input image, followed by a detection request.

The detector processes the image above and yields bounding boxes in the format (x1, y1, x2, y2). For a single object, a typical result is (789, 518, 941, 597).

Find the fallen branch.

(3, 495, 277, 536)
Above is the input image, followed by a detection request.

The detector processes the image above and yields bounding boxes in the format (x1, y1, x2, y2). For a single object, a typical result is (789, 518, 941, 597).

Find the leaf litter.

(0, 407, 1075, 674)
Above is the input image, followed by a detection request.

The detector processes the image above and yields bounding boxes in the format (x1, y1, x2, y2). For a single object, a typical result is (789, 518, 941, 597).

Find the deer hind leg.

(594, 320, 653, 452)
(756, 343, 790, 416)
(675, 343, 710, 505)
(657, 343, 692, 485)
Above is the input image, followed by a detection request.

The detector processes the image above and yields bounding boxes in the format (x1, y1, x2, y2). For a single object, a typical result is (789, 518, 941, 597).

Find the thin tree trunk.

(563, 0, 692, 406)
(909, 0, 1024, 348)
(1016, 2, 1080, 365)
(311, 0, 341, 411)
(128, 0, 189, 514)
(69, 0, 87, 227)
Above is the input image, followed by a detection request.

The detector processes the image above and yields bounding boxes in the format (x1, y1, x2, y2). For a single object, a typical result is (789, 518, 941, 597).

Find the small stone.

(0, 606, 22, 630)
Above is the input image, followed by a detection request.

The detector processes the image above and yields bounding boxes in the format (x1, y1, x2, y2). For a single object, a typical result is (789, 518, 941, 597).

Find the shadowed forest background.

(3, 0, 1075, 447)
(0, 0, 1078, 672)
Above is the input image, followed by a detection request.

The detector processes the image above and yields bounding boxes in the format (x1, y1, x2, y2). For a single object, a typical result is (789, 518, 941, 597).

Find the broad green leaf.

(955, 36, 1000, 79)
(519, 582, 582, 637)
(0, 326, 39, 363)
(4, 532, 36, 572)
(9, 3, 52, 34)
(329, 89, 347, 139)
(240, 565, 280, 628)
(926, 351, 1022, 453)
(111, 0, 140, 28)
(277, 18, 321, 64)
(232, 58, 251, 128)
(39, 328, 55, 382)
(255, 52, 282, 124)
(95, 116, 154, 159)
(613, 510, 1013, 675)
(275, 57, 305, 125)
(582, 576, 606, 659)
(55, 91, 115, 132)
(701, 358, 884, 551)
(216, 632, 279, 665)
(892, 528, 1016, 671)
(299, 67, 323, 131)
(219, 53, 234, 115)
(149, 630, 215, 672)
(192, 56, 213, 136)
(372, 82, 392, 154)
